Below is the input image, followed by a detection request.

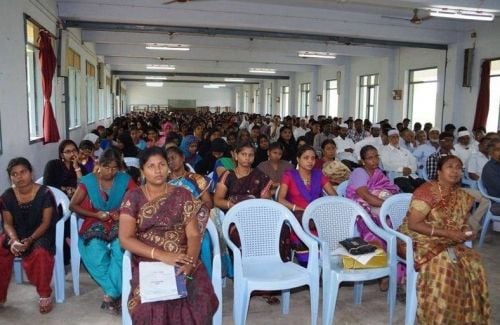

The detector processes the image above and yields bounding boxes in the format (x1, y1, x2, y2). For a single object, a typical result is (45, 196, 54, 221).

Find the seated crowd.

(0, 110, 499, 324)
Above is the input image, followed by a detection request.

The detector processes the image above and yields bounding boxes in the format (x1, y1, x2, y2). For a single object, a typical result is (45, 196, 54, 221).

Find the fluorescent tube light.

(145, 76, 167, 80)
(145, 43, 190, 51)
(145, 82, 164, 87)
(298, 51, 336, 59)
(429, 8, 494, 21)
(224, 78, 246, 82)
(249, 68, 277, 74)
(204, 84, 226, 89)
(146, 64, 176, 70)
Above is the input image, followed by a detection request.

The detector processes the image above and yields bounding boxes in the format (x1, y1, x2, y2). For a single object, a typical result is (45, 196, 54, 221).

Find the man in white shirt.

(412, 130, 438, 175)
(468, 137, 490, 180)
(454, 130, 476, 169)
(380, 129, 424, 192)
(354, 123, 383, 161)
(335, 123, 359, 169)
(269, 115, 282, 142)
(293, 118, 309, 140)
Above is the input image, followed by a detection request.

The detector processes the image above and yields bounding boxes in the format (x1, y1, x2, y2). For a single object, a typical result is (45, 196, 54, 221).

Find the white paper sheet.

(139, 262, 182, 303)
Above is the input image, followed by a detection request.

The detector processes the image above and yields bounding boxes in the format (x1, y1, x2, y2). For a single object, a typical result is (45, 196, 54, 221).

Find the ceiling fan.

(383, 8, 432, 25)
(163, 0, 191, 5)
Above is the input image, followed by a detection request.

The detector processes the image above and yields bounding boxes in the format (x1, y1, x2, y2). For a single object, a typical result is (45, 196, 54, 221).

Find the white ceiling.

(56, 0, 500, 85)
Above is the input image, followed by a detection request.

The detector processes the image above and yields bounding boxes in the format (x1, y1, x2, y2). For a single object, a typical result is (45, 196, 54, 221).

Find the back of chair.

(205, 218, 223, 325)
(35, 177, 44, 185)
(478, 179, 500, 202)
(47, 186, 70, 217)
(223, 199, 291, 261)
(379, 193, 412, 231)
(302, 196, 366, 251)
(336, 181, 348, 197)
(124, 157, 140, 169)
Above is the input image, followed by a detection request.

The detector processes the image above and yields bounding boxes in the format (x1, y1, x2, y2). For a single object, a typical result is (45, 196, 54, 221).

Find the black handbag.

(339, 237, 377, 255)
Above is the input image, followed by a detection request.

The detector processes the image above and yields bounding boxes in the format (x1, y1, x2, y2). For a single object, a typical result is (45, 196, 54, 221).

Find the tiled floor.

(1, 231, 498, 325)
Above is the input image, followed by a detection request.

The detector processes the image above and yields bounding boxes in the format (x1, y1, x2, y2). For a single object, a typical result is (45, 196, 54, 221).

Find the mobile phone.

(447, 247, 458, 263)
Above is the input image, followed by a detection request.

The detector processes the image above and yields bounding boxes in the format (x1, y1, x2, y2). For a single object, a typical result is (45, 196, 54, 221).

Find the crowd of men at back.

(0, 110, 499, 324)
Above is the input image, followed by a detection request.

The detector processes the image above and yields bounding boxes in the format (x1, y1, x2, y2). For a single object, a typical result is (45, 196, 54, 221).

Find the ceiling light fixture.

(145, 76, 168, 80)
(249, 68, 277, 74)
(146, 64, 176, 70)
(224, 78, 246, 82)
(298, 51, 337, 59)
(145, 82, 164, 87)
(145, 43, 190, 51)
(429, 8, 494, 21)
(203, 84, 226, 89)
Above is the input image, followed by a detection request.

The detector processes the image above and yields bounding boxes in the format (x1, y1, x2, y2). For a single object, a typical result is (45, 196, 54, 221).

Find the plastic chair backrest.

(336, 180, 348, 197)
(35, 177, 44, 185)
(47, 186, 71, 217)
(124, 157, 140, 169)
(223, 199, 291, 260)
(185, 163, 195, 173)
(302, 196, 363, 251)
(379, 193, 413, 231)
(478, 179, 500, 203)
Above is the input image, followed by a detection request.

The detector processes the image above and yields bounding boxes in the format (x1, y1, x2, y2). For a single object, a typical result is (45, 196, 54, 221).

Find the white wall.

(126, 83, 233, 108)
(0, 0, 60, 189)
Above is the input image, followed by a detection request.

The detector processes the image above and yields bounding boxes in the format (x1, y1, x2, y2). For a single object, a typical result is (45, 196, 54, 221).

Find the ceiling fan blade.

(381, 15, 409, 21)
(162, 0, 178, 4)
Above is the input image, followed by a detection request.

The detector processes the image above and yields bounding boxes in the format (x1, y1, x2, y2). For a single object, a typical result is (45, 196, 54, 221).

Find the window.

(487, 59, 500, 132)
(300, 83, 311, 116)
(281, 86, 290, 117)
(67, 48, 81, 128)
(325, 79, 339, 117)
(235, 92, 240, 111)
(358, 74, 379, 121)
(407, 68, 438, 125)
(25, 18, 44, 140)
(265, 87, 272, 115)
(244, 91, 249, 112)
(254, 89, 260, 113)
(106, 77, 112, 118)
(86, 61, 96, 124)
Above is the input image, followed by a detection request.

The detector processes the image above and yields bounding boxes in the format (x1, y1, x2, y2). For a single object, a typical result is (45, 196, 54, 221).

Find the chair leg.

(478, 213, 491, 247)
(309, 280, 319, 325)
(13, 259, 23, 284)
(281, 289, 290, 315)
(353, 281, 363, 304)
(53, 255, 65, 303)
(387, 274, 397, 324)
(322, 278, 339, 325)
(406, 273, 418, 325)
(233, 283, 250, 325)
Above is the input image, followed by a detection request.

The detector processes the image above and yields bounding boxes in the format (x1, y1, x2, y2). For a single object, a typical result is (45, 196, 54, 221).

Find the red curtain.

(473, 59, 491, 129)
(38, 30, 60, 144)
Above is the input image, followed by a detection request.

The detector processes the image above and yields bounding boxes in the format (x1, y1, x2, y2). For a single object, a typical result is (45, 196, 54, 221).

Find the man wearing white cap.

(380, 129, 424, 192)
(334, 123, 359, 169)
(354, 123, 383, 161)
(454, 130, 476, 169)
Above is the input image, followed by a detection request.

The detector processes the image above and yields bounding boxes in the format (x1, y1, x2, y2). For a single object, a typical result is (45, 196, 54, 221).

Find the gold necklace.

(14, 183, 36, 203)
(144, 183, 167, 200)
(235, 167, 251, 178)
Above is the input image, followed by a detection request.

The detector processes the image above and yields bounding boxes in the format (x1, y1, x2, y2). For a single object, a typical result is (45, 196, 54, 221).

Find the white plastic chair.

(121, 218, 223, 325)
(462, 173, 478, 190)
(478, 179, 500, 247)
(35, 176, 44, 184)
(13, 186, 71, 303)
(302, 196, 396, 325)
(379, 193, 415, 325)
(336, 180, 348, 197)
(70, 212, 84, 296)
(185, 162, 196, 173)
(123, 157, 140, 169)
(222, 199, 319, 325)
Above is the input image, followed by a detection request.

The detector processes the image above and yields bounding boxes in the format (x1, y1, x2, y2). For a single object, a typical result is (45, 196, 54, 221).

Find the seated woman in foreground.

(119, 147, 218, 324)
(399, 155, 490, 324)
(0, 158, 57, 314)
(69, 148, 136, 313)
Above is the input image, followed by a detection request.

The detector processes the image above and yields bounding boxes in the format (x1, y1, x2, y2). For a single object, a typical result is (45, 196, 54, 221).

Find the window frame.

(358, 74, 379, 121)
(325, 79, 338, 117)
(265, 87, 272, 115)
(281, 86, 290, 117)
(86, 61, 97, 124)
(300, 82, 311, 117)
(487, 59, 500, 131)
(24, 16, 46, 143)
(406, 67, 438, 125)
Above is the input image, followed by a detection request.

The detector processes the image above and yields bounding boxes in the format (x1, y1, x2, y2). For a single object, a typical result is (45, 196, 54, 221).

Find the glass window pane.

(486, 75, 500, 132)
(411, 68, 438, 82)
(490, 60, 500, 76)
(408, 68, 438, 125)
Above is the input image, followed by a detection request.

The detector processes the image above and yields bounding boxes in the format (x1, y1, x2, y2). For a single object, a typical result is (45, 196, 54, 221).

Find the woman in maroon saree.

(119, 147, 218, 325)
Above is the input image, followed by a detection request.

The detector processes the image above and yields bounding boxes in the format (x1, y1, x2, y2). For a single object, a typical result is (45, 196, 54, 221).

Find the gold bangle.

(151, 247, 156, 260)
(430, 226, 435, 237)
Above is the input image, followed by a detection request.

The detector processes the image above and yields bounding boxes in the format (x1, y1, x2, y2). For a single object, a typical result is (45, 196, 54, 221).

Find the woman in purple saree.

(346, 145, 400, 247)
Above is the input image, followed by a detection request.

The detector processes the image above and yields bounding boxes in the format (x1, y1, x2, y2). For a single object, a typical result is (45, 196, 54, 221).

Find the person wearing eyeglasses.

(69, 148, 136, 314)
(43, 139, 86, 199)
